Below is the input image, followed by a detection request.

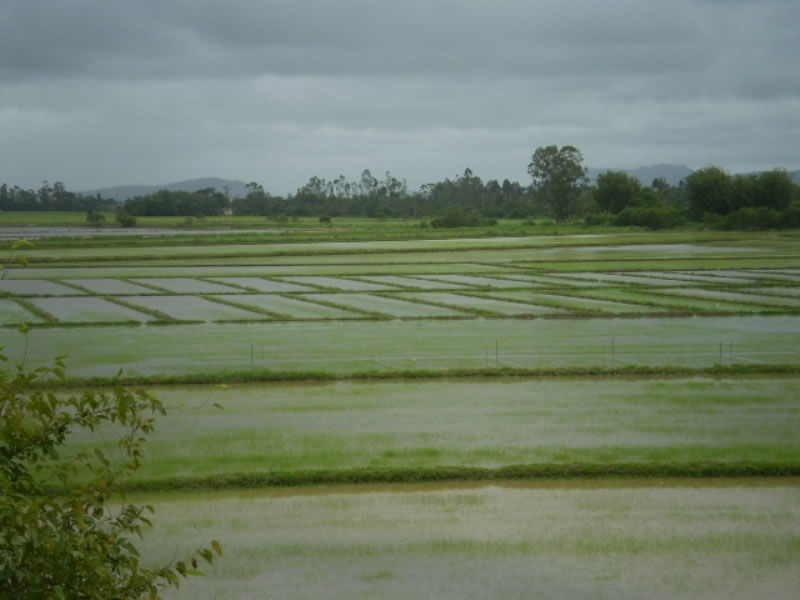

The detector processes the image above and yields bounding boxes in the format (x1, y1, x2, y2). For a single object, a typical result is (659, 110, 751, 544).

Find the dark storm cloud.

(1, 0, 798, 192)
(4, 0, 794, 84)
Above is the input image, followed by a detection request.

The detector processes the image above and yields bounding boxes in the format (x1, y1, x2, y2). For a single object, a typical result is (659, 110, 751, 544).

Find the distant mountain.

(587, 164, 693, 187)
(81, 177, 251, 202)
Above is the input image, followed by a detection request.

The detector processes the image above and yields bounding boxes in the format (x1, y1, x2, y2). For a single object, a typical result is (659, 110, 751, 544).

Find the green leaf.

(211, 540, 223, 556)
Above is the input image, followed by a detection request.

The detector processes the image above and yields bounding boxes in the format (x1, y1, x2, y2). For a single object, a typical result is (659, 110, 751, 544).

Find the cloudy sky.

(1, 0, 798, 194)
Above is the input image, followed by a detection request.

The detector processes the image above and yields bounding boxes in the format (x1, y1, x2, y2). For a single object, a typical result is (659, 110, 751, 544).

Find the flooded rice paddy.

(5, 315, 799, 377)
(137, 480, 800, 599)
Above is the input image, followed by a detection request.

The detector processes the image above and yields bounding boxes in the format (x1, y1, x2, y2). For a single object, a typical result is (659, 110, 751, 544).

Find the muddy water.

(137, 479, 800, 600)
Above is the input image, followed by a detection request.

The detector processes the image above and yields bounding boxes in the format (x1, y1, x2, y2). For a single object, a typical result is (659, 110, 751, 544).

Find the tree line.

(2, 147, 798, 230)
(0, 181, 117, 212)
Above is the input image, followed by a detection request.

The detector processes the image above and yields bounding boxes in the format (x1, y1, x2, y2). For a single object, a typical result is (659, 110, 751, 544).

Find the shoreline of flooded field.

(131, 476, 800, 502)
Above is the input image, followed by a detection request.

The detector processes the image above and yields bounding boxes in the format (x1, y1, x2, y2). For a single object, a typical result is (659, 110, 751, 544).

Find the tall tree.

(686, 166, 732, 217)
(594, 171, 642, 214)
(527, 145, 587, 221)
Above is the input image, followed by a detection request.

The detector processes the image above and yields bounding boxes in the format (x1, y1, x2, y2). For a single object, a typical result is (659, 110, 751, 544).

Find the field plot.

(30, 296, 154, 322)
(683, 270, 769, 283)
(122, 295, 263, 321)
(747, 286, 800, 298)
(138, 483, 800, 600)
(206, 277, 316, 293)
(0, 298, 43, 324)
(278, 276, 401, 291)
(636, 271, 757, 285)
(6, 315, 800, 376)
(60, 278, 157, 295)
(568, 288, 776, 314)
(487, 290, 661, 314)
(416, 274, 534, 288)
(397, 292, 561, 316)
(499, 273, 602, 287)
(130, 278, 242, 294)
(77, 377, 800, 480)
(549, 272, 683, 286)
(357, 275, 470, 289)
(311, 293, 468, 318)
(663, 288, 800, 309)
(744, 269, 800, 282)
(0, 279, 83, 296)
(210, 294, 362, 319)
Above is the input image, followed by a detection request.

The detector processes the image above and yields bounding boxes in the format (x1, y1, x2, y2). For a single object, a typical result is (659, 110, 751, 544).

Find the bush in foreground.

(0, 348, 221, 599)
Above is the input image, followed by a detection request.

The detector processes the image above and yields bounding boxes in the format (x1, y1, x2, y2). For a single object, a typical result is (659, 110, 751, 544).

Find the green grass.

(62, 377, 800, 484)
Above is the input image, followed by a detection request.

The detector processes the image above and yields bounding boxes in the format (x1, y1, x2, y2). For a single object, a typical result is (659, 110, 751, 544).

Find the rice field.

(0, 279, 83, 296)
(61, 278, 158, 295)
(209, 294, 361, 319)
(567, 287, 777, 314)
(483, 290, 662, 314)
(3, 226, 800, 598)
(29, 296, 155, 322)
(416, 274, 534, 288)
(663, 287, 800, 308)
(279, 276, 402, 291)
(206, 277, 317, 293)
(120, 295, 263, 321)
(356, 275, 471, 289)
(68, 377, 800, 482)
(0, 298, 43, 324)
(394, 292, 563, 316)
(311, 293, 468, 317)
(134, 482, 800, 600)
(4, 314, 800, 376)
(130, 277, 243, 294)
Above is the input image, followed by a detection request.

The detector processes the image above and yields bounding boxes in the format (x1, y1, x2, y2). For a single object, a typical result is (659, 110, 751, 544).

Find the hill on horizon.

(586, 164, 693, 187)
(81, 177, 250, 202)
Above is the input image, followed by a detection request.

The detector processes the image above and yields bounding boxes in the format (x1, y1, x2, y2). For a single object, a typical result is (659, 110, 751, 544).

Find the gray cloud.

(1, 0, 798, 193)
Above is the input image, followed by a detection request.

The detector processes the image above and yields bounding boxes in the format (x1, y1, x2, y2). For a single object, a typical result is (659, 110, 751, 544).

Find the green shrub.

(0, 349, 221, 598)
(616, 206, 683, 230)
(114, 209, 137, 227)
(430, 208, 497, 228)
(719, 206, 800, 230)
(583, 212, 613, 226)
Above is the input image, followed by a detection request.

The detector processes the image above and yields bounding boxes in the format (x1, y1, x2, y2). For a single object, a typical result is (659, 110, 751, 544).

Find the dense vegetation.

(0, 181, 116, 213)
(2, 146, 798, 229)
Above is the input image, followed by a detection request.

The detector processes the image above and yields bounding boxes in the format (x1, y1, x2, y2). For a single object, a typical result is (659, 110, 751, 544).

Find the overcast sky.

(1, 0, 798, 195)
